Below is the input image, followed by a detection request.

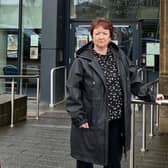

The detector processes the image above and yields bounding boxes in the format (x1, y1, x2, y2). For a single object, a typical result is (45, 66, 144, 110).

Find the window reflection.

(0, 0, 19, 28)
(0, 0, 42, 96)
(22, 0, 42, 96)
(70, 0, 160, 19)
(0, 0, 19, 93)
(113, 25, 134, 58)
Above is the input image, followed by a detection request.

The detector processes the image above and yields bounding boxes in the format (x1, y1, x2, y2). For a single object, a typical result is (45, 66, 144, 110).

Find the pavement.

(0, 101, 168, 168)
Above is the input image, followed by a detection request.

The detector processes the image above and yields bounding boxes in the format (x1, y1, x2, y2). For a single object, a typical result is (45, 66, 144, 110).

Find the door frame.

(68, 19, 142, 69)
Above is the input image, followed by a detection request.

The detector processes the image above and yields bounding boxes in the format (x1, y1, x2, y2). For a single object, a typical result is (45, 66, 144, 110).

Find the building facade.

(1, 0, 168, 132)
(2, 0, 168, 131)
(0, 0, 160, 102)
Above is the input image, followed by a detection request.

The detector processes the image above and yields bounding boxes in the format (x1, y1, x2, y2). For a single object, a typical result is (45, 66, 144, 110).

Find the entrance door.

(69, 20, 141, 67)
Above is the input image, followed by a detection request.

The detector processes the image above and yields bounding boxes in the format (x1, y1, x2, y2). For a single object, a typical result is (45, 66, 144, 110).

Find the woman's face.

(92, 26, 111, 49)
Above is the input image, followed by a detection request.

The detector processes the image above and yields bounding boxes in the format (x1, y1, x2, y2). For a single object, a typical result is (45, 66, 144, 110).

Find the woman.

(66, 18, 164, 168)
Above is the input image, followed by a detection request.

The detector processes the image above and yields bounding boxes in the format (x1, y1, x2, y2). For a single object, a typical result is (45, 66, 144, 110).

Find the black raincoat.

(66, 42, 154, 165)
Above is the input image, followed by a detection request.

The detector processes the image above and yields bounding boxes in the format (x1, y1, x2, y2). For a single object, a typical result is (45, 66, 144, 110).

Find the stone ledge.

(0, 94, 27, 126)
(159, 105, 168, 117)
(159, 117, 168, 133)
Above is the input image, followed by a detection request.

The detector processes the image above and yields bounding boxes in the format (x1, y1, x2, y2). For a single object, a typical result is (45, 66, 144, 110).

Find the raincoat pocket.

(70, 127, 106, 165)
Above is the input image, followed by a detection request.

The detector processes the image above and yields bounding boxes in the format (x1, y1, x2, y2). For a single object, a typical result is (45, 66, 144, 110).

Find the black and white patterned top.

(93, 49, 124, 120)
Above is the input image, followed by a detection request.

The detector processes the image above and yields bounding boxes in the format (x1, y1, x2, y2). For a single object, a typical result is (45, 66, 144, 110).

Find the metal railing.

(49, 66, 67, 108)
(130, 98, 168, 168)
(129, 78, 168, 168)
(49, 66, 167, 168)
(0, 74, 40, 127)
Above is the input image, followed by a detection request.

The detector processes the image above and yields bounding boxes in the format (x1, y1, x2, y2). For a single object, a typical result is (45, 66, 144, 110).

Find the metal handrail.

(49, 66, 67, 108)
(129, 77, 162, 168)
(0, 74, 40, 127)
(130, 98, 168, 168)
(0, 74, 39, 79)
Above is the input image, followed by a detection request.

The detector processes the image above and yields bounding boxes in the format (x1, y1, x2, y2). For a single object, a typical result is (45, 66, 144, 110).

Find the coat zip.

(115, 52, 127, 155)
(88, 59, 110, 165)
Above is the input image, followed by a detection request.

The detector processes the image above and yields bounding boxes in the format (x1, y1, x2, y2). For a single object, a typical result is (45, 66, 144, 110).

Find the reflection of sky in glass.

(75, 27, 90, 36)
(74, 0, 93, 5)
(24, 0, 42, 7)
(0, 0, 19, 5)
(0, 1, 19, 28)
(71, 0, 160, 19)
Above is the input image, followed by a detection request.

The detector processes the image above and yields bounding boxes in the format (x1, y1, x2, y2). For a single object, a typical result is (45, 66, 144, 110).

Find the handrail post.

(140, 104, 146, 152)
(155, 81, 159, 127)
(0, 74, 40, 121)
(49, 66, 65, 108)
(36, 77, 40, 120)
(64, 67, 67, 98)
(49, 68, 55, 108)
(10, 78, 15, 128)
(149, 104, 154, 137)
(130, 104, 135, 168)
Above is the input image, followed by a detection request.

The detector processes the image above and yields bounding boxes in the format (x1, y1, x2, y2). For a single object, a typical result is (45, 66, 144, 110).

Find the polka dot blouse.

(93, 49, 124, 120)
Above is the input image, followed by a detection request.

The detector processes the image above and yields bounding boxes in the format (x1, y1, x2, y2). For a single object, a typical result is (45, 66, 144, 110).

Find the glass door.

(69, 21, 140, 67)
(141, 20, 160, 82)
(112, 24, 135, 59)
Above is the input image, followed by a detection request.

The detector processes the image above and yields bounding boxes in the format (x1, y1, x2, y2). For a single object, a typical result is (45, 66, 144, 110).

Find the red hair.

(90, 17, 113, 39)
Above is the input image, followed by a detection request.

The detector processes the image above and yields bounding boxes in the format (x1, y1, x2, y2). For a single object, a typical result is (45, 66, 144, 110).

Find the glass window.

(22, 0, 42, 96)
(141, 21, 160, 69)
(0, 0, 19, 28)
(70, 0, 160, 20)
(23, 0, 42, 28)
(0, 0, 42, 96)
(0, 0, 19, 93)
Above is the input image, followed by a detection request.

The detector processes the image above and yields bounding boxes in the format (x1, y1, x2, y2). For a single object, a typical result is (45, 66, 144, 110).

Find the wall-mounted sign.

(30, 47, 38, 59)
(76, 35, 88, 50)
(30, 34, 39, 46)
(146, 42, 160, 67)
(146, 43, 160, 55)
(7, 34, 18, 51)
(146, 54, 155, 67)
(7, 34, 18, 58)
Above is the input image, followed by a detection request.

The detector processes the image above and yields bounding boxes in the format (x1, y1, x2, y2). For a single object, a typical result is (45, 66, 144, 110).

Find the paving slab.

(0, 102, 167, 168)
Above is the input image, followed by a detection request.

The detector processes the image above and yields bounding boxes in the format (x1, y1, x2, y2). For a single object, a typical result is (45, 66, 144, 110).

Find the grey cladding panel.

(41, 0, 58, 49)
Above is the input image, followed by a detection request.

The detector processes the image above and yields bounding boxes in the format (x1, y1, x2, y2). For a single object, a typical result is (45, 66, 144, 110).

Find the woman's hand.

(79, 122, 89, 128)
(155, 94, 164, 104)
